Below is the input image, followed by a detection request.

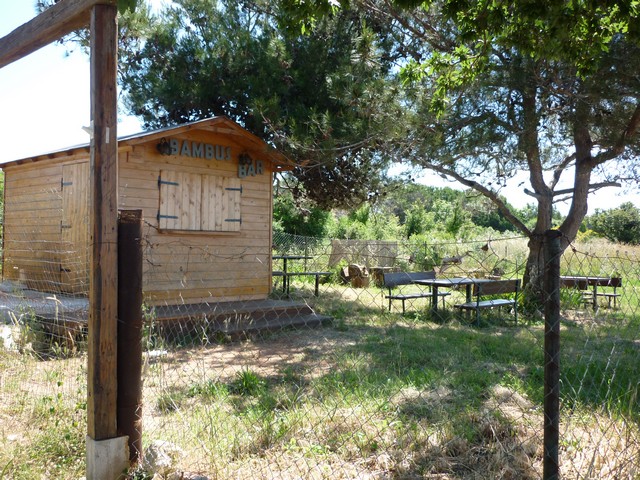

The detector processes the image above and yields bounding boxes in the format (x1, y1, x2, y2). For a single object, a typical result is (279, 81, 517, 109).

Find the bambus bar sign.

(158, 137, 266, 178)
(163, 138, 232, 161)
(238, 152, 264, 178)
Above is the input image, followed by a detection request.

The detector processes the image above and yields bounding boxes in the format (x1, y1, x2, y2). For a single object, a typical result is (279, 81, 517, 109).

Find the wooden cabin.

(0, 117, 292, 306)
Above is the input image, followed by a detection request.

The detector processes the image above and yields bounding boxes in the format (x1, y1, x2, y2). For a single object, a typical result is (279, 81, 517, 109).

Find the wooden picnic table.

(415, 277, 505, 313)
(560, 275, 622, 310)
(273, 255, 312, 293)
(272, 255, 330, 296)
(273, 255, 312, 274)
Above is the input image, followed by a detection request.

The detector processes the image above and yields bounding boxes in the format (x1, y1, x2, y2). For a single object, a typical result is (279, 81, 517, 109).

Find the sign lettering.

(238, 159, 264, 178)
(168, 138, 232, 161)
(160, 137, 266, 177)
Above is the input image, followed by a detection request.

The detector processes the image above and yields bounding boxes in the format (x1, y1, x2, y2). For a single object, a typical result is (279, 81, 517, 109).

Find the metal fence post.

(117, 210, 144, 464)
(543, 229, 562, 480)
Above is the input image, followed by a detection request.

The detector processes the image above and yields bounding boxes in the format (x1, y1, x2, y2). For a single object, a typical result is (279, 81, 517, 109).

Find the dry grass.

(1, 318, 639, 479)
(134, 316, 639, 479)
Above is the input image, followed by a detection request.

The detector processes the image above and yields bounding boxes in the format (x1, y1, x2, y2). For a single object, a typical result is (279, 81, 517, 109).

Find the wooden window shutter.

(158, 170, 182, 229)
(158, 170, 201, 230)
(180, 172, 202, 230)
(160, 170, 240, 232)
(223, 177, 242, 232)
(201, 175, 242, 231)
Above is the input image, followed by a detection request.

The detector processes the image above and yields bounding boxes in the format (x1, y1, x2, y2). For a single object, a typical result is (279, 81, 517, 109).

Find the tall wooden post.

(0, 1, 128, 477)
(87, 3, 119, 441)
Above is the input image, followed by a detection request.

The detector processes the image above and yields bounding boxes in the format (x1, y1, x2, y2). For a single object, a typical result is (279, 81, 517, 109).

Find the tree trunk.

(523, 97, 596, 307)
(520, 75, 554, 312)
(523, 233, 546, 313)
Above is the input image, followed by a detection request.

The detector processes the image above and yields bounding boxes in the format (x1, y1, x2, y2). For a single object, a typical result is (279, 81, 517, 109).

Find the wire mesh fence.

(1, 226, 639, 479)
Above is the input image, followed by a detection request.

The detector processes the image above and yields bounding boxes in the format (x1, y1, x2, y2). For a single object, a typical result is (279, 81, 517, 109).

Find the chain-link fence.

(1, 228, 639, 479)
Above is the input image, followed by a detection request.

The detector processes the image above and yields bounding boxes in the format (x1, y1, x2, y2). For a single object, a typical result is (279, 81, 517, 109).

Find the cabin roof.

(0, 116, 294, 171)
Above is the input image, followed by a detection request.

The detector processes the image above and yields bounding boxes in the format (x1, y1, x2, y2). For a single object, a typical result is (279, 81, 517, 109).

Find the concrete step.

(150, 299, 332, 341)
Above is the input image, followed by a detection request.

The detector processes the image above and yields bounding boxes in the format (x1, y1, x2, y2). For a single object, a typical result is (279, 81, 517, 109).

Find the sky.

(1, 1, 638, 215)
(0, 1, 144, 162)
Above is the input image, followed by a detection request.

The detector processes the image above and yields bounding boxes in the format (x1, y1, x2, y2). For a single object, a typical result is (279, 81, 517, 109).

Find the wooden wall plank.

(61, 162, 90, 293)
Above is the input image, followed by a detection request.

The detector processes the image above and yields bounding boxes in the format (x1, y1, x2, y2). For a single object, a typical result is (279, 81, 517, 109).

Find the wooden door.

(61, 162, 90, 294)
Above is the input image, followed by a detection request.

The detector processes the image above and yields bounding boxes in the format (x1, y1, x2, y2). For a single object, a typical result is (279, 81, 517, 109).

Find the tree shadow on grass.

(150, 305, 640, 477)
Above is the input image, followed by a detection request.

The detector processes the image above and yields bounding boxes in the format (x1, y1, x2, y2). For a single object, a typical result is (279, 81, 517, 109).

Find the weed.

(156, 389, 185, 413)
(229, 369, 266, 396)
(187, 379, 229, 399)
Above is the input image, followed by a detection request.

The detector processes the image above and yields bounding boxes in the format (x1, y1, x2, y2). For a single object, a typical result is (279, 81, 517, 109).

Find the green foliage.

(468, 196, 518, 233)
(403, 235, 445, 271)
(379, 183, 535, 239)
(434, 0, 640, 76)
(589, 202, 640, 245)
(327, 204, 400, 240)
(442, 200, 467, 236)
(117, 0, 404, 210)
(2, 380, 86, 479)
(230, 369, 266, 396)
(111, 0, 640, 301)
(274, 181, 542, 241)
(575, 229, 601, 244)
(403, 205, 434, 238)
(380, 183, 466, 224)
(282, 0, 639, 110)
(273, 191, 331, 237)
(187, 380, 229, 400)
(117, 0, 138, 14)
(156, 389, 185, 413)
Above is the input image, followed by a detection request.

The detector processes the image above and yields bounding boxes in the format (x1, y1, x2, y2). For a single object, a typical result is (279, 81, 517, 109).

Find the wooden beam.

(0, 0, 116, 69)
(87, 3, 119, 441)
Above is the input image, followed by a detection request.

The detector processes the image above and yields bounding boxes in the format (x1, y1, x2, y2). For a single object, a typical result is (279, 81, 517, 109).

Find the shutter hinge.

(158, 176, 180, 188)
(158, 213, 179, 221)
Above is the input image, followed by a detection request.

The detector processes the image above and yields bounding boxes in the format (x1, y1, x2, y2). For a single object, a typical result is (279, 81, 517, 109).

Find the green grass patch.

(3, 250, 640, 478)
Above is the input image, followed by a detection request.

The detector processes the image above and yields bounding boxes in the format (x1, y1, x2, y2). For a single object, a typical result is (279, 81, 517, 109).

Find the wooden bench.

(273, 271, 332, 296)
(383, 271, 450, 313)
(594, 277, 622, 309)
(454, 279, 520, 325)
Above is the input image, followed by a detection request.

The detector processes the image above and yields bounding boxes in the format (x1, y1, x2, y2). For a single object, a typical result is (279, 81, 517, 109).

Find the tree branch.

(550, 152, 575, 190)
(593, 103, 640, 166)
(426, 163, 531, 235)
(551, 181, 621, 197)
